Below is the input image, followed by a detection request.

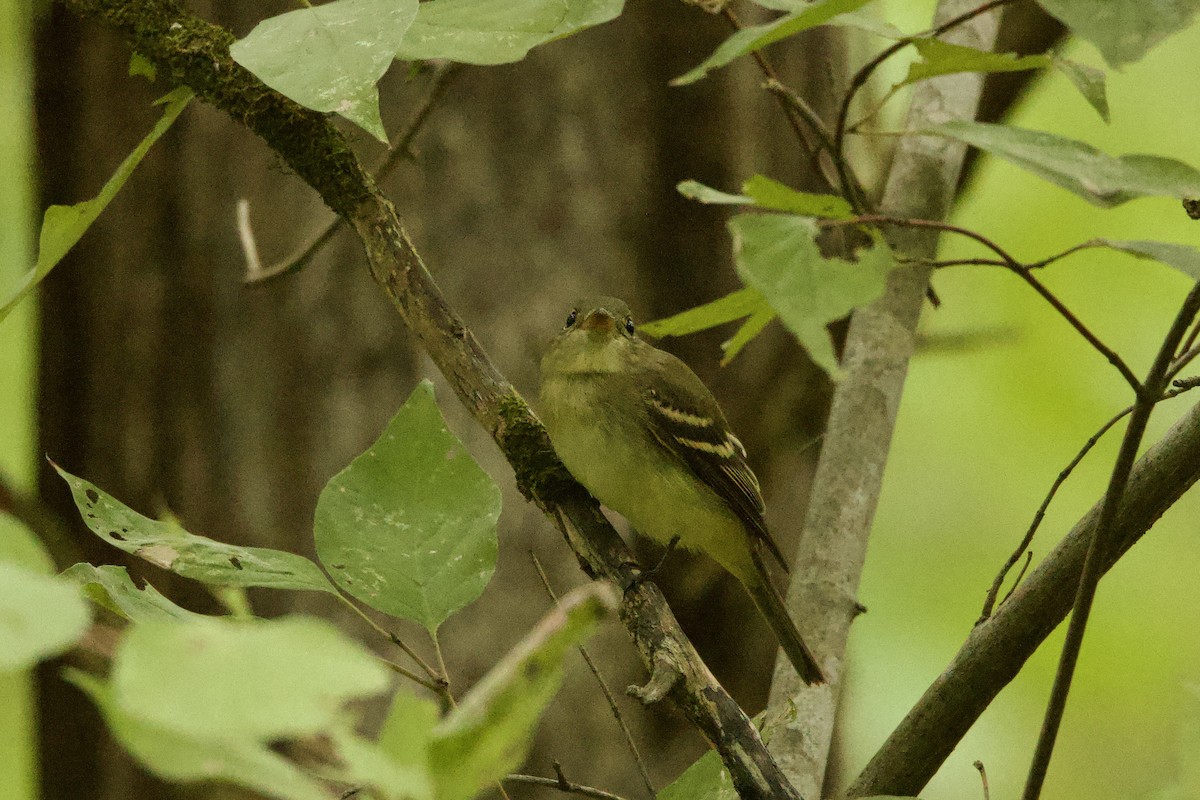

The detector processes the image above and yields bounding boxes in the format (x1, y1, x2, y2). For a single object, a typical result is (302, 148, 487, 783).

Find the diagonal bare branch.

(56, 0, 806, 796)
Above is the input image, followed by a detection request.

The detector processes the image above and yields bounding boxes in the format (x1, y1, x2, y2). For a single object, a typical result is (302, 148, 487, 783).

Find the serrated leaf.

(113, 616, 388, 741)
(314, 380, 500, 632)
(676, 179, 752, 206)
(1091, 239, 1200, 281)
(0, 562, 91, 671)
(55, 464, 337, 594)
(924, 120, 1200, 208)
(1035, 0, 1199, 68)
(729, 214, 894, 377)
(231, 0, 420, 142)
(429, 583, 617, 800)
(66, 670, 332, 800)
(395, 0, 623, 65)
(743, 174, 854, 218)
(901, 38, 1050, 86)
(60, 563, 207, 623)
(0, 87, 191, 324)
(672, 0, 874, 85)
(639, 287, 765, 338)
(1052, 57, 1109, 122)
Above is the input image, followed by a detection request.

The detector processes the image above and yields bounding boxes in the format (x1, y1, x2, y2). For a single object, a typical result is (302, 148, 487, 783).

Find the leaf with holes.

(314, 380, 500, 632)
(60, 563, 208, 623)
(729, 214, 895, 377)
(925, 120, 1200, 207)
(395, 0, 623, 65)
(54, 463, 336, 594)
(231, 0, 419, 142)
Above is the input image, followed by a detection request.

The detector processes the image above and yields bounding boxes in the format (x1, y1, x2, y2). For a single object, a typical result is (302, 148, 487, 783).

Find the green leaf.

(720, 301, 777, 365)
(378, 689, 440, 781)
(729, 214, 894, 377)
(128, 52, 156, 81)
(315, 380, 500, 632)
(230, 0, 420, 142)
(672, 0, 874, 85)
(639, 287, 765, 338)
(924, 120, 1200, 208)
(395, 0, 623, 65)
(60, 563, 207, 623)
(0, 88, 191, 324)
(1052, 57, 1109, 122)
(902, 38, 1050, 86)
(55, 464, 337, 594)
(1091, 239, 1200, 281)
(676, 179, 752, 206)
(113, 616, 388, 741)
(1035, 0, 1200, 68)
(429, 583, 617, 800)
(0, 512, 55, 575)
(325, 717, 433, 800)
(743, 174, 854, 219)
(657, 749, 736, 800)
(0, 562, 91, 671)
(66, 670, 332, 800)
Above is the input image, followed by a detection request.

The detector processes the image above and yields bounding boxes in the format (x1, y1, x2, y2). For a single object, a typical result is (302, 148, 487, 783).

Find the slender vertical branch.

(1021, 282, 1200, 800)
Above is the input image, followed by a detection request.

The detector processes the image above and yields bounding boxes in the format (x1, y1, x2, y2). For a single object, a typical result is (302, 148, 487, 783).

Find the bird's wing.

(639, 352, 789, 572)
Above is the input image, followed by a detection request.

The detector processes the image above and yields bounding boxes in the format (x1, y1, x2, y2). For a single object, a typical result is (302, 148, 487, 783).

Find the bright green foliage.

(719, 301, 778, 365)
(429, 583, 617, 800)
(0, 87, 191, 324)
(926, 120, 1200, 207)
(56, 464, 337, 594)
(1091, 239, 1200, 282)
(0, 562, 90, 671)
(656, 749, 735, 800)
(112, 616, 388, 740)
(127, 52, 156, 81)
(231, 0, 419, 142)
(394, 0, 623, 65)
(314, 380, 500, 632)
(60, 563, 207, 623)
(743, 175, 854, 219)
(672, 0, 874, 85)
(325, 721, 431, 799)
(1036, 0, 1199, 68)
(378, 690, 440, 782)
(0, 515, 54, 575)
(728, 214, 895, 377)
(67, 670, 334, 800)
(903, 38, 1051, 86)
(639, 287, 765, 338)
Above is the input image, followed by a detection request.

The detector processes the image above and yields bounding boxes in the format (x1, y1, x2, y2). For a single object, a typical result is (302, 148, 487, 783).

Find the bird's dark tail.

(745, 549, 825, 685)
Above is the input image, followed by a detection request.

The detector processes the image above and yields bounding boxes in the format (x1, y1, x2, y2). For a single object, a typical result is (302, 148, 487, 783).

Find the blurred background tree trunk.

(32, 1, 1070, 798)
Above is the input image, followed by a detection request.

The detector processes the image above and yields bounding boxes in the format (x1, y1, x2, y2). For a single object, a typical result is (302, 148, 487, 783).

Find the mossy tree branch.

(57, 0, 804, 796)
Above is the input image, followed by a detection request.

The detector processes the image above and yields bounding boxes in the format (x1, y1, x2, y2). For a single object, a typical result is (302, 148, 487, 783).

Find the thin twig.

(824, 215, 1142, 390)
(1021, 282, 1200, 800)
(374, 656, 443, 694)
(832, 0, 1015, 211)
(530, 552, 656, 799)
(976, 406, 1130, 624)
(244, 63, 462, 286)
(997, 550, 1032, 608)
(333, 593, 445, 685)
(974, 761, 990, 800)
(505, 771, 631, 800)
(236, 197, 263, 278)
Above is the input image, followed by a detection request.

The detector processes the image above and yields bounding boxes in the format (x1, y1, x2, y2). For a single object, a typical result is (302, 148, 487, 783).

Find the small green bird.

(539, 297, 824, 684)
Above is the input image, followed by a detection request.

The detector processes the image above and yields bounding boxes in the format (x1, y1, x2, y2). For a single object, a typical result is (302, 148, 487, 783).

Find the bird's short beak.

(578, 309, 616, 333)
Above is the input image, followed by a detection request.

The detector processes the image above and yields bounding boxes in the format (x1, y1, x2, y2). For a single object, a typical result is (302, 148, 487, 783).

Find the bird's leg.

(624, 535, 680, 593)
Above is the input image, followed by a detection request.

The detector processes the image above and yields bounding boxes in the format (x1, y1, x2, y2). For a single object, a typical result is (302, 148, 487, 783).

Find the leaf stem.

(333, 592, 443, 683)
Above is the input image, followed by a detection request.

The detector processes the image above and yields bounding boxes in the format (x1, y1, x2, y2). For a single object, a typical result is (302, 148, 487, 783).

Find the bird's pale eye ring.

(624, 316, 635, 335)
(566, 309, 578, 328)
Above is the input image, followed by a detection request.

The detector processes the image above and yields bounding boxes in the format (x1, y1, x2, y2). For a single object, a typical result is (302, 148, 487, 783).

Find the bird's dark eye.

(565, 309, 577, 327)
(624, 316, 635, 335)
